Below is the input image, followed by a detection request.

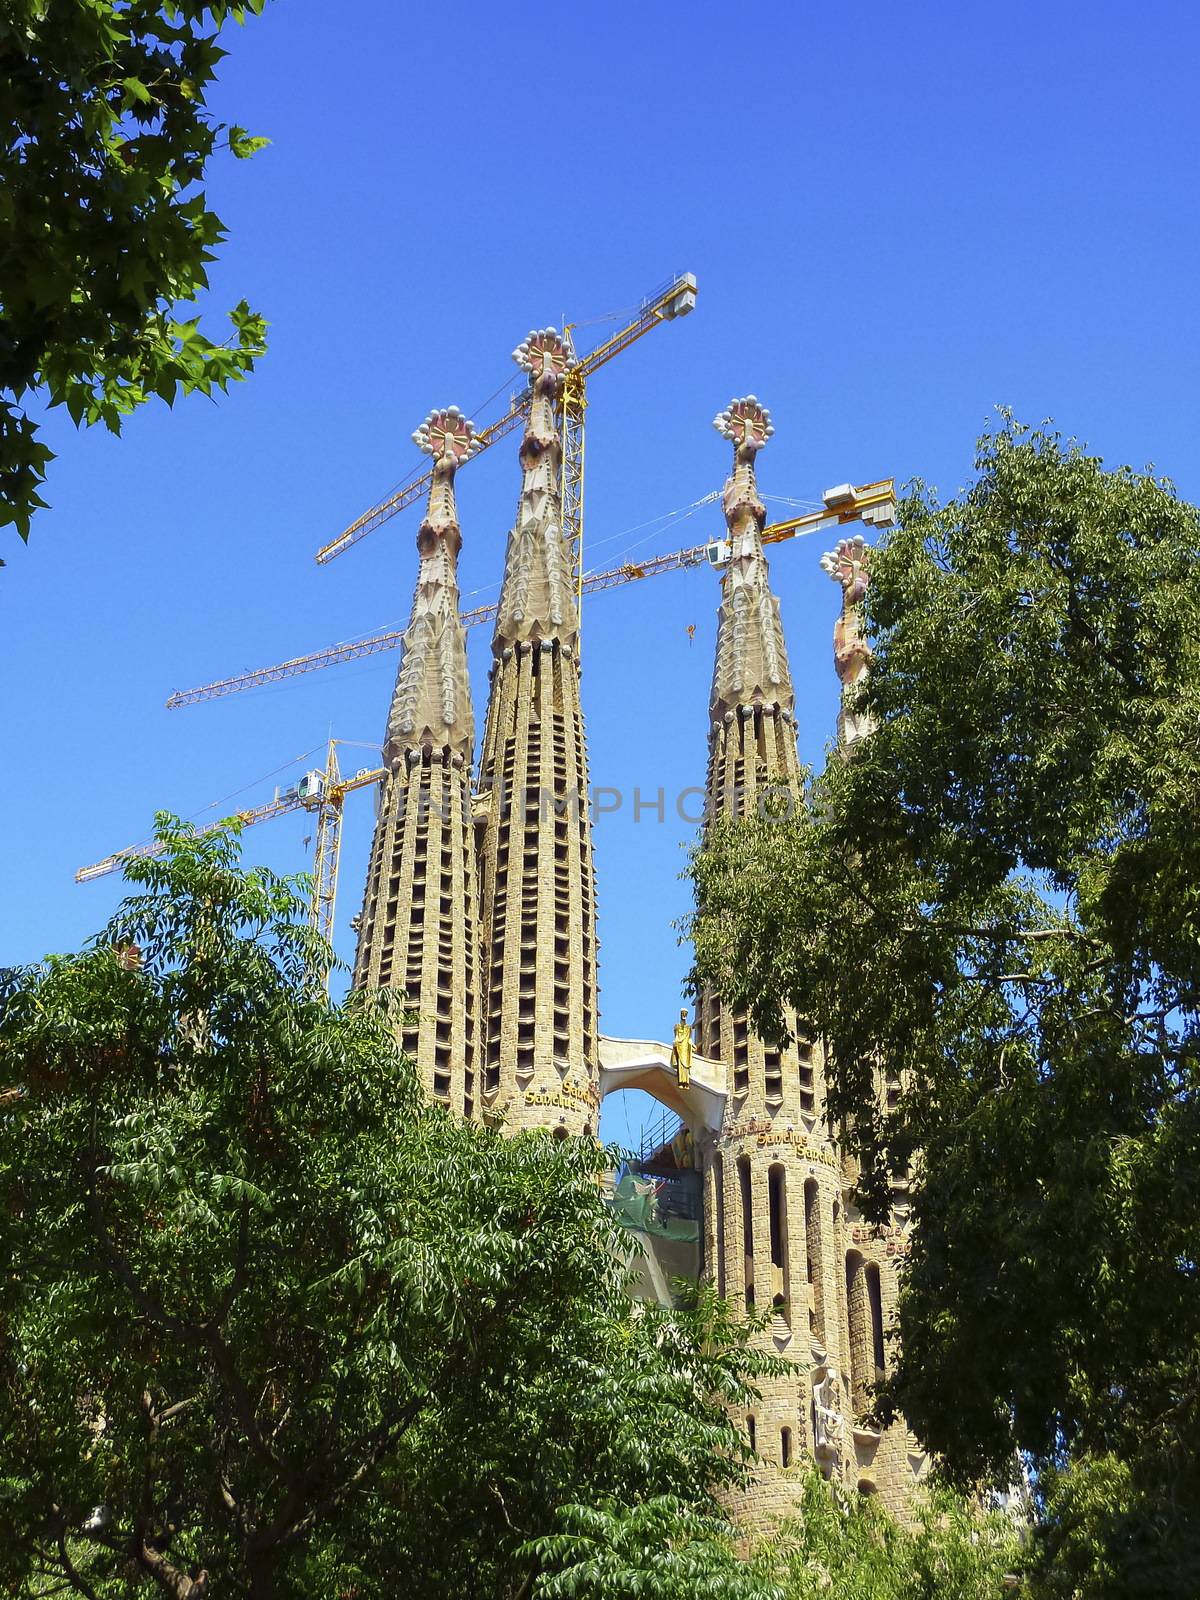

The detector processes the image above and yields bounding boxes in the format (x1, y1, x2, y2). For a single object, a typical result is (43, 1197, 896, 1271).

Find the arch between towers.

(597, 1034, 727, 1133)
(598, 1034, 723, 1309)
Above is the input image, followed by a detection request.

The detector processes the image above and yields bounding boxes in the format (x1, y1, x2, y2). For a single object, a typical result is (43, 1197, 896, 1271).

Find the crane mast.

(309, 741, 344, 951)
(560, 272, 697, 588)
(77, 740, 385, 989)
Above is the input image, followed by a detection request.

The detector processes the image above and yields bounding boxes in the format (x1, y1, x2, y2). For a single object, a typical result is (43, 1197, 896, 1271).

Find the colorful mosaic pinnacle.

(822, 533, 873, 745)
(492, 327, 579, 650)
(820, 532, 870, 601)
(512, 327, 574, 388)
(381, 405, 477, 757)
(713, 394, 776, 458)
(411, 404, 482, 464)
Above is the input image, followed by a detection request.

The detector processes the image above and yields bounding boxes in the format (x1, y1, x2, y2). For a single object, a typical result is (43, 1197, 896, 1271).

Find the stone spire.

(696, 393, 816, 1109)
(384, 406, 478, 766)
(492, 329, 580, 655)
(352, 407, 482, 1118)
(694, 398, 851, 1518)
(474, 329, 599, 1134)
(708, 397, 795, 728)
(703, 399, 803, 819)
(821, 533, 873, 748)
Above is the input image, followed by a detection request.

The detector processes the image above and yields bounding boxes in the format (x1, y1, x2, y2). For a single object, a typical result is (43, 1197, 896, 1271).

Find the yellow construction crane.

(165, 480, 897, 708)
(314, 271, 698, 574)
(77, 741, 385, 980)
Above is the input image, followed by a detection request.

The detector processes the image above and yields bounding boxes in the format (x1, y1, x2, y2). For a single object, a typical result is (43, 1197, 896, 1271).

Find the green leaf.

(0, 0, 271, 556)
(228, 124, 270, 159)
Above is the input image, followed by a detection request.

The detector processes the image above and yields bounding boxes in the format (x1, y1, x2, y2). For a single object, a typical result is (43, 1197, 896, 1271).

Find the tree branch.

(204, 1325, 283, 1474)
(1058, 568, 1144, 696)
(209, 1191, 251, 1329)
(135, 1537, 209, 1600)
(920, 922, 1098, 945)
(85, 1116, 198, 1343)
(54, 1520, 100, 1600)
(264, 1389, 433, 1553)
(154, 1395, 199, 1427)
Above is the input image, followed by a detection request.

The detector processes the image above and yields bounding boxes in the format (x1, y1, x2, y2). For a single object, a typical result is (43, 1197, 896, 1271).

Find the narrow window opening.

(867, 1262, 886, 1378)
(845, 1250, 871, 1421)
(804, 1178, 825, 1344)
(767, 1162, 789, 1317)
(737, 1154, 754, 1309)
(713, 1153, 726, 1299)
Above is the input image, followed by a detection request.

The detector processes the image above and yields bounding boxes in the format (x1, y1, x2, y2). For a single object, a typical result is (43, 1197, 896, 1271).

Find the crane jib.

(164, 483, 895, 710)
(314, 273, 698, 565)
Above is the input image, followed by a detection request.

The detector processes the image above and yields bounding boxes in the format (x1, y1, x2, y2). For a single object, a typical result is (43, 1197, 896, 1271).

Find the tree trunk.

(247, 1550, 279, 1599)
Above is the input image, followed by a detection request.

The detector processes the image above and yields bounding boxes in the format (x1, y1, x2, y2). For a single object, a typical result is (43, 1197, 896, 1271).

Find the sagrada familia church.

(350, 327, 926, 1525)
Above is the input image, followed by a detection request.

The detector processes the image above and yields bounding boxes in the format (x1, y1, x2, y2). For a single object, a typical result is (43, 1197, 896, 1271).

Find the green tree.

(525, 1475, 1020, 1600)
(688, 417, 1200, 1596)
(1, 1, 269, 551)
(524, 1496, 779, 1600)
(0, 819, 774, 1598)
(763, 1473, 1019, 1600)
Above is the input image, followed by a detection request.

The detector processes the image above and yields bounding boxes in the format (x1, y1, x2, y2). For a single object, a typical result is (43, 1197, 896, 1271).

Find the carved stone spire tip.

(412, 406, 480, 464)
(708, 394, 795, 724)
(820, 533, 870, 600)
(713, 396, 775, 461)
(823, 535, 872, 746)
(493, 328, 578, 651)
(512, 328, 574, 391)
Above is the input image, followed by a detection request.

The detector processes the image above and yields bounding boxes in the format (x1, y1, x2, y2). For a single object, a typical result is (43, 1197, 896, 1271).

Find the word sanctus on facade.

(351, 331, 927, 1524)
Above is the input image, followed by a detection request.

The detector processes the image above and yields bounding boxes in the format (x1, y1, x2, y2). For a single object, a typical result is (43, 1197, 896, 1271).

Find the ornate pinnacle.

(713, 396, 772, 541)
(820, 533, 870, 606)
(708, 394, 793, 723)
(493, 329, 578, 651)
(412, 406, 479, 557)
(412, 404, 481, 467)
(821, 534, 872, 745)
(713, 395, 775, 463)
(512, 327, 574, 396)
(383, 407, 478, 764)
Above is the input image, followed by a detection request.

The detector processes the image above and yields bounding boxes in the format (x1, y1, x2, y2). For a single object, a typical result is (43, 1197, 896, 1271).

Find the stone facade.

(352, 363, 925, 1529)
(695, 400, 926, 1523)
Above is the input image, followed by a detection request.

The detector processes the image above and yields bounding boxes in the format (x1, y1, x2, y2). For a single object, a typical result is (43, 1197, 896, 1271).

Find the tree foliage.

(688, 417, 1200, 1596)
(1, 0, 269, 549)
(762, 1474, 1019, 1600)
(0, 819, 774, 1597)
(524, 1496, 779, 1600)
(524, 1474, 1020, 1600)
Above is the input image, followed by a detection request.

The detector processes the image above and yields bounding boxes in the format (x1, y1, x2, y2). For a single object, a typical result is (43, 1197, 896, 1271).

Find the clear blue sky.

(4, 2, 1199, 1148)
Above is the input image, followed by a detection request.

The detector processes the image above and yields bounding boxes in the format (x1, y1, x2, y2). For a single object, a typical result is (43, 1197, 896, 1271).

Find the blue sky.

(4, 1, 1199, 1149)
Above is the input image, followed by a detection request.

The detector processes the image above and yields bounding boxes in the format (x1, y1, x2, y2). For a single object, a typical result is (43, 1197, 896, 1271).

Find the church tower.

(352, 406, 482, 1120)
(818, 530, 923, 1511)
(695, 398, 849, 1514)
(475, 330, 600, 1134)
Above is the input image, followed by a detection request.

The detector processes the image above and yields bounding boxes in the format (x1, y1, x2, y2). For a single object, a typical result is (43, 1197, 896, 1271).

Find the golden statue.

(670, 1007, 693, 1087)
